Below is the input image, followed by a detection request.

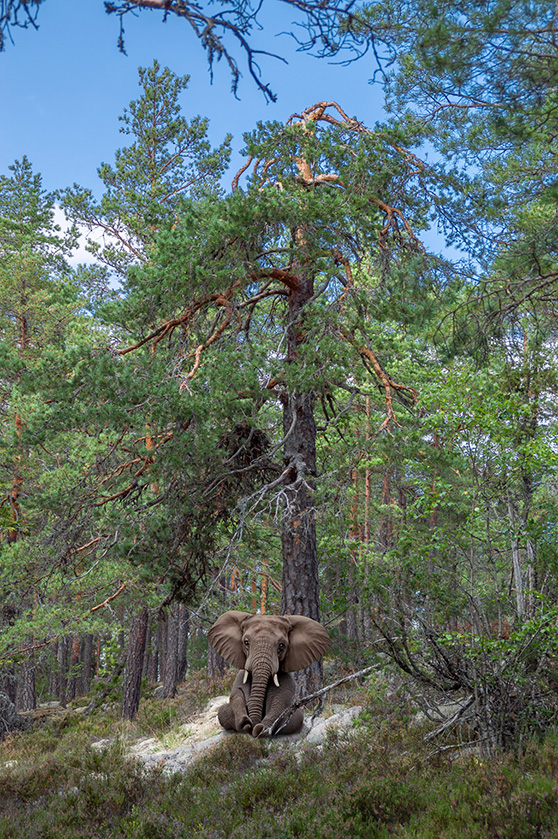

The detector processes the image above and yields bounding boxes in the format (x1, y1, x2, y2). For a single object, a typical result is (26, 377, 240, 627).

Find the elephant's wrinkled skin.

(208, 611, 330, 738)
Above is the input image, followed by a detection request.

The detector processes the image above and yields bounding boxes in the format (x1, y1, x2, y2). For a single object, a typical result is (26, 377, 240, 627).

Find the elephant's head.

(208, 611, 330, 726)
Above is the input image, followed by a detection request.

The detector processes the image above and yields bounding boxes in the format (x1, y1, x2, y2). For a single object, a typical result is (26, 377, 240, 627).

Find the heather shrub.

(2, 685, 558, 838)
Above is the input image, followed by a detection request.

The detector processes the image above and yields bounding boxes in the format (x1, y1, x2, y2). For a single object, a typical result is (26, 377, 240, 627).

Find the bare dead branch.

(90, 581, 127, 612)
(261, 663, 379, 736)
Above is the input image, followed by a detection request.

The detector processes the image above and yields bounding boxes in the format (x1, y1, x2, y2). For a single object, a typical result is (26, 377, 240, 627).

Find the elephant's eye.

(278, 643, 285, 652)
(243, 638, 249, 647)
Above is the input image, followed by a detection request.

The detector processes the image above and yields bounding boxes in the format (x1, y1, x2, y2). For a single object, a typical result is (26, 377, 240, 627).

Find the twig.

(423, 694, 474, 741)
(424, 737, 487, 761)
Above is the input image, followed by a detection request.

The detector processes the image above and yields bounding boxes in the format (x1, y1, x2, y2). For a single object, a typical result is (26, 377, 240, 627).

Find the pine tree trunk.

(58, 636, 68, 709)
(177, 604, 189, 683)
(121, 607, 149, 720)
(82, 634, 94, 694)
(145, 617, 159, 683)
(346, 467, 360, 641)
(49, 640, 59, 699)
(67, 635, 81, 700)
(17, 647, 36, 712)
(280, 265, 323, 696)
(161, 605, 179, 698)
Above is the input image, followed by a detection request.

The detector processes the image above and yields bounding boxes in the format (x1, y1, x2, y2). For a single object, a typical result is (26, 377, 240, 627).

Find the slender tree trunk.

(346, 467, 360, 641)
(1, 607, 16, 704)
(82, 634, 94, 694)
(360, 400, 372, 641)
(526, 539, 537, 617)
(261, 557, 269, 614)
(49, 640, 59, 699)
(58, 636, 68, 709)
(146, 618, 160, 683)
(507, 496, 524, 619)
(177, 604, 189, 683)
(121, 606, 149, 720)
(251, 566, 258, 613)
(67, 635, 81, 701)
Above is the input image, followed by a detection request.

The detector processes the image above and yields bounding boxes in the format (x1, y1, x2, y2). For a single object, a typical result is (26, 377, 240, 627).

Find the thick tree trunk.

(121, 607, 149, 720)
(17, 647, 36, 712)
(280, 266, 323, 696)
(161, 605, 180, 698)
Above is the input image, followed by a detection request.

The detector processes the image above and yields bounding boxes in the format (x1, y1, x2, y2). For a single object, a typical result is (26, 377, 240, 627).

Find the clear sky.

(1, 0, 386, 197)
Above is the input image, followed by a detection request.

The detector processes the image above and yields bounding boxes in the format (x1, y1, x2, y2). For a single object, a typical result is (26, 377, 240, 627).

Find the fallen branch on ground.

(261, 663, 379, 737)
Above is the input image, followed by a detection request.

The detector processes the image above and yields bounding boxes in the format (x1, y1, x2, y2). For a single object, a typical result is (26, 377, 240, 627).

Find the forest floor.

(1, 671, 558, 838)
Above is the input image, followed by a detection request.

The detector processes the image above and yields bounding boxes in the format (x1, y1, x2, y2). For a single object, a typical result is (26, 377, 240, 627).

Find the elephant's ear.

(208, 611, 252, 668)
(282, 616, 331, 672)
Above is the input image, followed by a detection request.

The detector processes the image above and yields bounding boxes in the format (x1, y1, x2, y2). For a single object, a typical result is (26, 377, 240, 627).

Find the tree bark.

(121, 607, 149, 720)
(207, 643, 229, 680)
(82, 634, 94, 694)
(177, 604, 189, 683)
(58, 636, 68, 709)
(17, 647, 36, 712)
(145, 617, 160, 683)
(67, 635, 81, 701)
(161, 605, 179, 698)
(507, 496, 524, 619)
(280, 265, 323, 696)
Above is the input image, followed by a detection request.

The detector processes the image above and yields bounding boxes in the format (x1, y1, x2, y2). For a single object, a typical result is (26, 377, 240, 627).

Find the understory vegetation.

(2, 673, 558, 839)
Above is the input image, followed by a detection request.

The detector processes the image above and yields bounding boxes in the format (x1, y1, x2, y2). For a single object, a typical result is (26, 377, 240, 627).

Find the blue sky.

(1, 0, 386, 197)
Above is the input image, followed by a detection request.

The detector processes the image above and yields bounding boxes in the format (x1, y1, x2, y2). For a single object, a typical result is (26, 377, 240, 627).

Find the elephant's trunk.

(245, 645, 278, 725)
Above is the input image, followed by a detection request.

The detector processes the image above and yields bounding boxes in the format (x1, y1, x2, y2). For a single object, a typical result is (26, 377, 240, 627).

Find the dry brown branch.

(76, 536, 106, 554)
(90, 581, 127, 612)
(251, 267, 301, 292)
(118, 280, 243, 356)
(339, 331, 417, 432)
(232, 157, 252, 191)
(372, 199, 426, 253)
(332, 248, 354, 288)
(288, 101, 360, 129)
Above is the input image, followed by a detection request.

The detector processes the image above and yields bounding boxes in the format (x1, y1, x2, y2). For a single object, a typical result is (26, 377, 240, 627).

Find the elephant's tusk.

(243, 669, 249, 684)
(273, 673, 280, 688)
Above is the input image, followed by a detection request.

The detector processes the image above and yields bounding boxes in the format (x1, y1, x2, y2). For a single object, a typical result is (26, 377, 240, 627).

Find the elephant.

(208, 610, 330, 738)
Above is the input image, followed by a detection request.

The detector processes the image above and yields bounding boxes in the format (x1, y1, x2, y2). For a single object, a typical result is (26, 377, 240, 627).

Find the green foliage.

(62, 61, 231, 283)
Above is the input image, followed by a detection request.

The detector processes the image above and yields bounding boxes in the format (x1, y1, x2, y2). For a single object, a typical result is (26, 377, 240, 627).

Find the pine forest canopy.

(0, 3, 558, 748)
